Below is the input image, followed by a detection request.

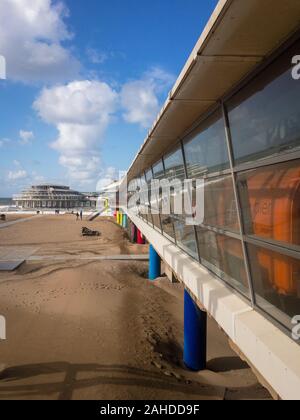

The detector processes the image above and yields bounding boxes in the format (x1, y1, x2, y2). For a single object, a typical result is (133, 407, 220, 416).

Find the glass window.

(238, 159, 300, 248)
(138, 174, 148, 222)
(151, 162, 163, 231)
(197, 227, 249, 296)
(173, 215, 199, 261)
(227, 40, 300, 165)
(247, 243, 300, 331)
(203, 175, 239, 232)
(145, 169, 154, 227)
(153, 161, 175, 240)
(164, 148, 185, 181)
(164, 148, 185, 217)
(184, 109, 229, 177)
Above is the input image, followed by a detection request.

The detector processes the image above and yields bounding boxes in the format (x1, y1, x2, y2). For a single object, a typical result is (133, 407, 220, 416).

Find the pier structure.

(13, 184, 96, 210)
(114, 0, 300, 400)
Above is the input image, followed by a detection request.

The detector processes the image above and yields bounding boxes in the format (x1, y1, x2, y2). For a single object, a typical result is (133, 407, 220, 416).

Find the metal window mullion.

(144, 170, 154, 227)
(151, 165, 163, 234)
(198, 223, 241, 241)
(244, 235, 300, 260)
(233, 149, 300, 173)
(180, 140, 201, 263)
(222, 102, 256, 307)
(161, 156, 177, 244)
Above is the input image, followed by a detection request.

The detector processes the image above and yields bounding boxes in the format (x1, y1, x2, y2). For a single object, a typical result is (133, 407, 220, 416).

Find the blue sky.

(0, 0, 218, 196)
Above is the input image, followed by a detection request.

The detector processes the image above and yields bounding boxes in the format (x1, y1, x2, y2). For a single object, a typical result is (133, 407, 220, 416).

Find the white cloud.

(121, 67, 175, 128)
(34, 80, 118, 187)
(19, 130, 34, 145)
(8, 170, 28, 181)
(86, 48, 108, 65)
(0, 138, 11, 148)
(96, 167, 119, 191)
(0, 0, 80, 83)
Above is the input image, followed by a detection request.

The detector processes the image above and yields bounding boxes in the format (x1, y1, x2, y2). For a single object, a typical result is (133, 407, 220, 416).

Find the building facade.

(13, 184, 96, 209)
(121, 0, 300, 400)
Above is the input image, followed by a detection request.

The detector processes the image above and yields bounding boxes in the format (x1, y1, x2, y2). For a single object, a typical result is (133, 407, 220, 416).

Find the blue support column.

(184, 289, 207, 371)
(149, 245, 161, 281)
(122, 214, 128, 228)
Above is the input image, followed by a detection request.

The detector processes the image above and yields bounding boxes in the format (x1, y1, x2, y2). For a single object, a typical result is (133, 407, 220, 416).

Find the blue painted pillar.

(149, 245, 161, 281)
(122, 214, 128, 228)
(184, 289, 207, 371)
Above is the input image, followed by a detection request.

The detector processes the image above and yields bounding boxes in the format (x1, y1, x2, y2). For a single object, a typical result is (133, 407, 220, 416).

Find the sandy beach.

(0, 215, 271, 400)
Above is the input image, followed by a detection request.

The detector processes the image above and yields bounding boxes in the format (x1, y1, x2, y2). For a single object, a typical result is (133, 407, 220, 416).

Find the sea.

(0, 198, 13, 206)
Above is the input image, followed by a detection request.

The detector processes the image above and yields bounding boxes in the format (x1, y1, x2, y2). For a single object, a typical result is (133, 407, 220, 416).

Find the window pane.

(197, 227, 249, 296)
(145, 169, 154, 226)
(164, 148, 185, 181)
(153, 160, 175, 240)
(164, 148, 185, 217)
(173, 215, 199, 261)
(138, 174, 148, 222)
(238, 160, 300, 247)
(227, 40, 300, 165)
(149, 179, 161, 231)
(203, 175, 239, 232)
(184, 109, 229, 177)
(247, 243, 300, 330)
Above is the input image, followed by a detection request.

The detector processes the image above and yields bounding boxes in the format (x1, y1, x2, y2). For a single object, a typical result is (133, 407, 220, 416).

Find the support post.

(137, 229, 145, 245)
(122, 214, 128, 228)
(183, 289, 207, 371)
(149, 245, 161, 281)
(131, 224, 137, 243)
(119, 212, 123, 226)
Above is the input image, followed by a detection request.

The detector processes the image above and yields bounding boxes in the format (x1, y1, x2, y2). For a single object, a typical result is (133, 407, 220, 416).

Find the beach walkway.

(0, 215, 39, 230)
(0, 215, 271, 400)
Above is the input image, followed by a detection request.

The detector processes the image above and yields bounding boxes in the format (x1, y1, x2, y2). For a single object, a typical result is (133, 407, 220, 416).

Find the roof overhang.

(126, 0, 300, 181)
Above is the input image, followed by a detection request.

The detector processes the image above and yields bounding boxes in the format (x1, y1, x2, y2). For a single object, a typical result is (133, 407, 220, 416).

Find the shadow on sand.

(0, 362, 222, 400)
(0, 360, 271, 400)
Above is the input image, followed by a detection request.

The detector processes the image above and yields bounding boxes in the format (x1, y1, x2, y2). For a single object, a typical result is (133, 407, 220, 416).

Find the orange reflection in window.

(240, 162, 300, 295)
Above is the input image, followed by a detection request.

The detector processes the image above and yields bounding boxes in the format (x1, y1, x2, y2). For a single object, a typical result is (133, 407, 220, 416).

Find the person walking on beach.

(80, 210, 83, 221)
(76, 212, 79, 221)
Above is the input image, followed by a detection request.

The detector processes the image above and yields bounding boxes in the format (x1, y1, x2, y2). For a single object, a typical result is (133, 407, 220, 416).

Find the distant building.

(13, 184, 96, 209)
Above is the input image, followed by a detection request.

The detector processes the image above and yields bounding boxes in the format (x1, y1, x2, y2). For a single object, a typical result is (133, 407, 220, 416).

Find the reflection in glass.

(228, 40, 300, 165)
(247, 243, 300, 330)
(153, 160, 175, 240)
(184, 109, 229, 177)
(238, 160, 300, 247)
(173, 215, 199, 261)
(197, 228, 249, 296)
(203, 175, 239, 232)
(138, 174, 149, 222)
(145, 169, 154, 227)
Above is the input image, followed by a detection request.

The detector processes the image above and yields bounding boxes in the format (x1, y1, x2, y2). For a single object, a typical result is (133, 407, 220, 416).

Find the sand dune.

(0, 216, 271, 400)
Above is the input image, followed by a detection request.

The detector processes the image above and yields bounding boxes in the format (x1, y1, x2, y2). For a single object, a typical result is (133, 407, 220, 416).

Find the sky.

(0, 0, 218, 196)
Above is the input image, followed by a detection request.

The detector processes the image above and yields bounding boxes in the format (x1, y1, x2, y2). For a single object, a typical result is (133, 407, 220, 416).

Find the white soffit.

(127, 0, 300, 180)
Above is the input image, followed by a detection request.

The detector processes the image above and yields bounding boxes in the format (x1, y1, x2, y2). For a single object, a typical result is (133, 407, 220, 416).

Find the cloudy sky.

(0, 0, 218, 196)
